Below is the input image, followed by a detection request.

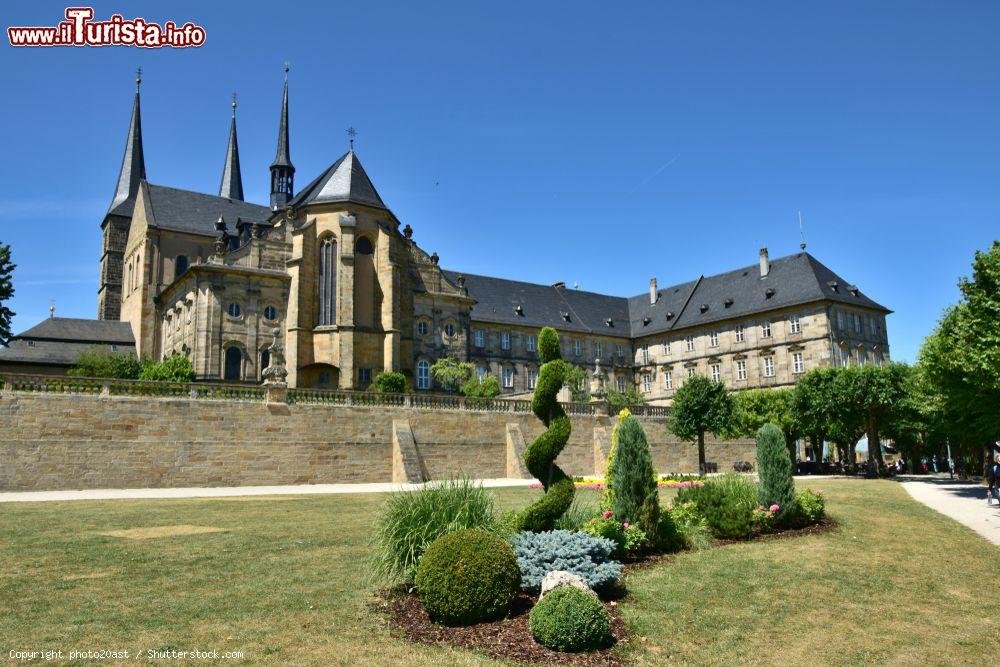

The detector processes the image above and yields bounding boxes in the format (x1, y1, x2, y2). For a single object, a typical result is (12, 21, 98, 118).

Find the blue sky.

(1, 1, 997, 362)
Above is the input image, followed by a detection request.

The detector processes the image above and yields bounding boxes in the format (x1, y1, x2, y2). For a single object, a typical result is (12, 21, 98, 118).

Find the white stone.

(539, 570, 595, 599)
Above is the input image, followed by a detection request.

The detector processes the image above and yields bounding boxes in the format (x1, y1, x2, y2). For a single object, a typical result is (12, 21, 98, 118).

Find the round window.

(264, 305, 277, 321)
(227, 302, 242, 318)
(444, 323, 456, 337)
(417, 321, 428, 336)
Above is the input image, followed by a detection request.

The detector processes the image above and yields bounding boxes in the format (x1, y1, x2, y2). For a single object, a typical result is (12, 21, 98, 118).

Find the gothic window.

(318, 236, 336, 326)
(224, 346, 242, 381)
(175, 255, 189, 278)
(416, 359, 430, 390)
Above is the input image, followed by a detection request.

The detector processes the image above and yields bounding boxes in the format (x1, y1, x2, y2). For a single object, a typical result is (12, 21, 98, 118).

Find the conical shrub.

(756, 423, 796, 519)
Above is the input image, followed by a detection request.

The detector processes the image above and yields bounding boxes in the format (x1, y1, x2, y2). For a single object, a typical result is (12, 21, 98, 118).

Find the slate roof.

(218, 111, 244, 201)
(107, 89, 146, 217)
(289, 151, 387, 210)
(270, 70, 293, 170)
(0, 317, 136, 367)
(443, 271, 632, 339)
(145, 183, 270, 236)
(446, 252, 889, 339)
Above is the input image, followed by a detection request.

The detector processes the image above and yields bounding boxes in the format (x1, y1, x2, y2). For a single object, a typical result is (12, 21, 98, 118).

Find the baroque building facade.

(90, 71, 891, 404)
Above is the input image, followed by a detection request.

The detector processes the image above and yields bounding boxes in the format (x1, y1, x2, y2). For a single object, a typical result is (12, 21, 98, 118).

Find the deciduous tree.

(668, 374, 735, 475)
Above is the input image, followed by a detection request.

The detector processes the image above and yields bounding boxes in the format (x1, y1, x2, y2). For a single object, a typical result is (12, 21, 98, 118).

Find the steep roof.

(0, 317, 136, 367)
(443, 271, 632, 339)
(14, 317, 135, 344)
(218, 109, 244, 201)
(107, 88, 146, 217)
(145, 183, 270, 236)
(629, 252, 890, 337)
(289, 150, 387, 210)
(445, 251, 889, 339)
(270, 69, 293, 170)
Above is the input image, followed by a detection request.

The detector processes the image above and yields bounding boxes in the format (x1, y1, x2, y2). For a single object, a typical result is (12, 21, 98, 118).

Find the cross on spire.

(231, 92, 238, 114)
(135, 66, 142, 89)
(347, 126, 356, 151)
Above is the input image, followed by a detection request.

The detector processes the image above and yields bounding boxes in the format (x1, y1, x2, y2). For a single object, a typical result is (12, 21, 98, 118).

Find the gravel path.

(899, 474, 1000, 546)
(0, 478, 536, 503)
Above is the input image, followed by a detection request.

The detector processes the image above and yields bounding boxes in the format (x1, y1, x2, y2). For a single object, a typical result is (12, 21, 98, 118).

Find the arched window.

(224, 346, 242, 381)
(175, 255, 188, 278)
(318, 236, 337, 326)
(416, 359, 430, 390)
(227, 302, 242, 318)
(263, 305, 277, 321)
(356, 236, 374, 255)
(259, 349, 271, 380)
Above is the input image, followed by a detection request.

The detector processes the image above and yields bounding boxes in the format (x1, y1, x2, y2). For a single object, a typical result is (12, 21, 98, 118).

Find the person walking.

(988, 454, 1000, 505)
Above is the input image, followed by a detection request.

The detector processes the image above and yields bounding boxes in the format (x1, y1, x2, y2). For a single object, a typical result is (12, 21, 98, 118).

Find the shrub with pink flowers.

(751, 503, 781, 532)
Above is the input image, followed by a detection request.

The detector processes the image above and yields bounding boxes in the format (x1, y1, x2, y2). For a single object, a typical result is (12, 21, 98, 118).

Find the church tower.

(98, 71, 146, 320)
(269, 65, 294, 211)
(219, 96, 244, 201)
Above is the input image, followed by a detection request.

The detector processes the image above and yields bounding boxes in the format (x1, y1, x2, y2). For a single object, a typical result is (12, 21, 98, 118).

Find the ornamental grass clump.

(512, 530, 622, 597)
(529, 587, 612, 652)
(369, 477, 497, 584)
(414, 529, 521, 626)
(675, 474, 758, 540)
(756, 423, 796, 523)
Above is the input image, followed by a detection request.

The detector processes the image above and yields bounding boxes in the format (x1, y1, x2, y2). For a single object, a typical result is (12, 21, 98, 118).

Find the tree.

(732, 388, 801, 462)
(139, 354, 195, 382)
(69, 348, 142, 379)
(755, 423, 796, 519)
(668, 374, 735, 475)
(461, 374, 500, 398)
(606, 413, 659, 536)
(372, 371, 407, 393)
(563, 363, 588, 402)
(607, 386, 646, 407)
(834, 363, 909, 476)
(429, 358, 475, 393)
(0, 242, 15, 346)
(518, 327, 574, 531)
(793, 367, 839, 462)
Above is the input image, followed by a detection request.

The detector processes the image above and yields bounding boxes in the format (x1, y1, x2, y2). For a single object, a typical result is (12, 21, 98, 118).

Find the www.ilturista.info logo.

(8, 7, 206, 48)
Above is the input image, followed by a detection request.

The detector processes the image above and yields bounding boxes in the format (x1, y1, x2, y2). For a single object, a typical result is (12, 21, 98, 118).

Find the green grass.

(1, 480, 998, 665)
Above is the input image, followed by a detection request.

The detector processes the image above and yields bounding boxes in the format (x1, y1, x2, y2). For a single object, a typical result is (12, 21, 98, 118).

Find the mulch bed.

(376, 588, 632, 666)
(375, 519, 838, 664)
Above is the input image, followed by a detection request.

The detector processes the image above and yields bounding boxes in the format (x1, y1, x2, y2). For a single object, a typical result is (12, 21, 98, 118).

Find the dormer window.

(848, 285, 860, 296)
(828, 281, 840, 293)
(562, 312, 571, 322)
(605, 318, 613, 327)
(665, 311, 675, 320)
(724, 298, 734, 307)
(765, 288, 776, 299)
(514, 305, 524, 316)
(642, 317, 651, 326)
(699, 304, 709, 313)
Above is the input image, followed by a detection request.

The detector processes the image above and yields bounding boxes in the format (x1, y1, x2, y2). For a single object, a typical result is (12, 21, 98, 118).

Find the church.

(4, 68, 892, 403)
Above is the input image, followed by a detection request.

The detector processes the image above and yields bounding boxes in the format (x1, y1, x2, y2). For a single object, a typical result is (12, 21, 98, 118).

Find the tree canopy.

(668, 374, 735, 474)
(0, 242, 15, 346)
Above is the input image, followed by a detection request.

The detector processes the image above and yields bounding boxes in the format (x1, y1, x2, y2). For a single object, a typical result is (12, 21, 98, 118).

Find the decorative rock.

(539, 570, 595, 599)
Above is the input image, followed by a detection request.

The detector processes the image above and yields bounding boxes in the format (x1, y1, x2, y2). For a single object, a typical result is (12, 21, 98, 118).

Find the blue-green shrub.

(511, 530, 621, 596)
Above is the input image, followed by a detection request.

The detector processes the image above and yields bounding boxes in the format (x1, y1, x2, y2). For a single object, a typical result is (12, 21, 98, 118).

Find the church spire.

(219, 94, 244, 201)
(108, 68, 147, 214)
(269, 63, 295, 211)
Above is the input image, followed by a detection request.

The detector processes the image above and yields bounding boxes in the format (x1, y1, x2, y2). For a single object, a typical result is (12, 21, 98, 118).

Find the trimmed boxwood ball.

(529, 587, 612, 652)
(414, 528, 521, 626)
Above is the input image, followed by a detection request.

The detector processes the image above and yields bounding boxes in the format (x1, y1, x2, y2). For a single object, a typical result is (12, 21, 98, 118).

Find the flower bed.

(528, 477, 705, 491)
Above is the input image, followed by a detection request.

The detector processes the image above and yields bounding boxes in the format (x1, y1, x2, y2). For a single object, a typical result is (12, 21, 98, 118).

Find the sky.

(1, 1, 997, 363)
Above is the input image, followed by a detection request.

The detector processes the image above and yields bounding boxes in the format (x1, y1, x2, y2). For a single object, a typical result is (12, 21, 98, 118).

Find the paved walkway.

(0, 478, 536, 503)
(898, 474, 1000, 546)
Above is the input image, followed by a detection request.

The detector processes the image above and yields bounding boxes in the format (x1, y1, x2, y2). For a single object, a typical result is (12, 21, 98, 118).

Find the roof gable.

(145, 183, 270, 236)
(15, 317, 135, 344)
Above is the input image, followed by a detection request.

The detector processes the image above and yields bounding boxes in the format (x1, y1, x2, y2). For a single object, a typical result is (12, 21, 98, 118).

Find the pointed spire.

(108, 69, 147, 214)
(270, 63, 293, 170)
(219, 94, 244, 201)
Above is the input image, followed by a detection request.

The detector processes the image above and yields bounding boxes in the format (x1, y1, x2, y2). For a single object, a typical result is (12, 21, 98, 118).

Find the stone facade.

(0, 392, 755, 491)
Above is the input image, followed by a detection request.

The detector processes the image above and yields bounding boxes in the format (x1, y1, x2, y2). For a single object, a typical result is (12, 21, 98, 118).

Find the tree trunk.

(698, 431, 706, 476)
(866, 414, 884, 477)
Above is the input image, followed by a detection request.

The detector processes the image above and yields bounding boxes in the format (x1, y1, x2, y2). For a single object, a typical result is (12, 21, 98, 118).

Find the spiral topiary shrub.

(529, 587, 612, 652)
(756, 423, 796, 522)
(414, 528, 521, 626)
(512, 530, 622, 597)
(518, 327, 575, 532)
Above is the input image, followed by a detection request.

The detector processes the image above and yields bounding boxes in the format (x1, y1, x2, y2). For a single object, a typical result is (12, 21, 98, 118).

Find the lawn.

(1, 479, 997, 665)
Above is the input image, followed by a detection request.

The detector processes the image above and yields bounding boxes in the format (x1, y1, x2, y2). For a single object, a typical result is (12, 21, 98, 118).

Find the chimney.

(649, 277, 658, 305)
(759, 247, 770, 278)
